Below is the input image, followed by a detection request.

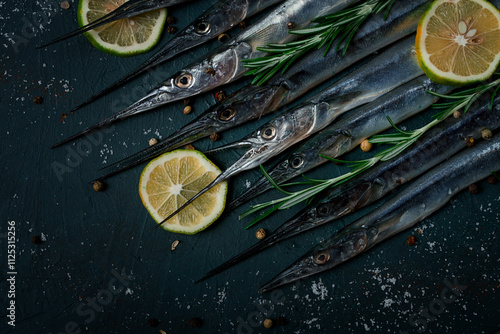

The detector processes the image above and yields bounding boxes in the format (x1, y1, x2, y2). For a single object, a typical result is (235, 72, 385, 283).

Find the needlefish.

(259, 133, 500, 292)
(66, 0, 286, 113)
(93, 0, 432, 180)
(228, 74, 452, 209)
(197, 95, 500, 282)
(39, 0, 194, 48)
(51, 0, 362, 147)
(151, 41, 445, 228)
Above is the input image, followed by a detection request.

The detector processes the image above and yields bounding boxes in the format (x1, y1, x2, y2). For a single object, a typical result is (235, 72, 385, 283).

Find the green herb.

(242, 0, 397, 86)
(242, 75, 500, 228)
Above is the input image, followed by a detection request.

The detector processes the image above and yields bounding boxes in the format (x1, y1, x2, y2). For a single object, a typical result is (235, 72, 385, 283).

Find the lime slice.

(139, 150, 228, 234)
(416, 0, 500, 86)
(78, 0, 167, 57)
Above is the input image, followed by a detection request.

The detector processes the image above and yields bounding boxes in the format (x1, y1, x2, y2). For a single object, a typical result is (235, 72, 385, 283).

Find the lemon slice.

(416, 0, 500, 86)
(139, 150, 228, 234)
(78, 0, 167, 57)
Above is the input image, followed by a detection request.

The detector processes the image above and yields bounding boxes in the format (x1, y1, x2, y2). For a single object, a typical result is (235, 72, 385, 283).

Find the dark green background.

(1, 1, 499, 333)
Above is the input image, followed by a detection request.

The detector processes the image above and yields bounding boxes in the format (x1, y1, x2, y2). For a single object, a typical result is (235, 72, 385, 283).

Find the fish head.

(224, 104, 319, 176)
(205, 83, 289, 131)
(259, 228, 373, 292)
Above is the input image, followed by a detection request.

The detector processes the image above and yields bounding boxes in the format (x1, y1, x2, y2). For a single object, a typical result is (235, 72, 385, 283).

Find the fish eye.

(175, 73, 193, 88)
(261, 126, 276, 140)
(313, 251, 330, 265)
(317, 204, 330, 216)
(290, 155, 304, 169)
(196, 21, 210, 34)
(218, 108, 236, 121)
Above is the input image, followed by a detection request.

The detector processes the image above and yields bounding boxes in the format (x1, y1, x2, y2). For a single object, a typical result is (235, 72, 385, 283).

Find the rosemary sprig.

(242, 0, 397, 86)
(241, 75, 500, 228)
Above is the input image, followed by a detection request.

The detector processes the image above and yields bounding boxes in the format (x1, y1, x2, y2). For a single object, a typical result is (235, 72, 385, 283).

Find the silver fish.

(51, 0, 363, 147)
(229, 74, 453, 208)
(95, 0, 432, 180)
(197, 95, 500, 282)
(39, 0, 194, 48)
(67, 0, 286, 113)
(259, 131, 500, 292)
(151, 48, 438, 226)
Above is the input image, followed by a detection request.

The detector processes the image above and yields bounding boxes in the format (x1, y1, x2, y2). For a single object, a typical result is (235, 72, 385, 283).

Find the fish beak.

(259, 228, 374, 293)
(50, 87, 167, 148)
(196, 207, 324, 283)
(38, 0, 174, 48)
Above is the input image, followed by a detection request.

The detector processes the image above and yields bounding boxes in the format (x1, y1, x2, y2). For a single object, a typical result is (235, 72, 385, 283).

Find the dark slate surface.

(1, 1, 499, 333)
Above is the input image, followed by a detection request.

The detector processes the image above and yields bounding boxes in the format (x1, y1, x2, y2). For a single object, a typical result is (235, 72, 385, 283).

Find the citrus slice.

(416, 0, 500, 86)
(139, 150, 228, 234)
(78, 0, 167, 57)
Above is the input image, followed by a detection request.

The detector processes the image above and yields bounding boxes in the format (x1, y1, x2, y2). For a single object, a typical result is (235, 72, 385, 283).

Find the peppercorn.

(256, 228, 266, 240)
(287, 22, 295, 29)
(238, 21, 247, 29)
(31, 235, 43, 244)
(487, 175, 497, 184)
(183, 106, 192, 115)
(210, 132, 220, 141)
(149, 138, 158, 146)
(93, 180, 105, 192)
(263, 318, 273, 329)
(147, 318, 160, 327)
(60, 1, 70, 9)
(167, 26, 177, 34)
(482, 128, 493, 140)
(406, 235, 416, 246)
(185, 144, 195, 150)
(189, 318, 203, 328)
(468, 183, 479, 194)
(215, 90, 226, 101)
(453, 110, 461, 119)
(166, 16, 176, 25)
(466, 137, 475, 148)
(33, 96, 43, 104)
(275, 316, 287, 326)
(183, 99, 192, 106)
(360, 139, 372, 152)
(218, 33, 229, 42)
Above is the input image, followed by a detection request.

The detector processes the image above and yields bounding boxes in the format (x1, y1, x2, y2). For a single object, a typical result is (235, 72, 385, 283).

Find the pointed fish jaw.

(259, 227, 378, 293)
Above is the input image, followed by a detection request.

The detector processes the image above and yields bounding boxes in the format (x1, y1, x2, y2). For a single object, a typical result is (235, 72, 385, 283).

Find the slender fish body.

(39, 0, 193, 48)
(260, 132, 500, 292)
(53, 0, 362, 147)
(68, 0, 286, 113)
(230, 74, 452, 208)
(197, 95, 500, 282)
(97, 0, 432, 180)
